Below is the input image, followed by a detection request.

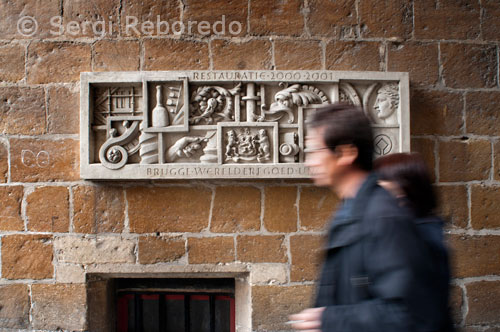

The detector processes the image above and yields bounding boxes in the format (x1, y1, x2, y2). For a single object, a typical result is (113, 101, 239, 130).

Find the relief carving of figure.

(225, 130, 239, 160)
(256, 129, 270, 162)
(374, 83, 399, 121)
(189, 83, 241, 125)
(225, 128, 271, 163)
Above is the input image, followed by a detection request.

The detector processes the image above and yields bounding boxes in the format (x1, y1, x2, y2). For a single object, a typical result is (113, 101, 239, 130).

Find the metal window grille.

(115, 279, 235, 332)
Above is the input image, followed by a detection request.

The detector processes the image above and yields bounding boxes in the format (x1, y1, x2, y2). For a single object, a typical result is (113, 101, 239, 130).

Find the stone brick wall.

(0, 0, 499, 331)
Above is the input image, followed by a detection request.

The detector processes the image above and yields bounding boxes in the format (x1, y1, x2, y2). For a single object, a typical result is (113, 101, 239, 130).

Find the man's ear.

(334, 144, 359, 166)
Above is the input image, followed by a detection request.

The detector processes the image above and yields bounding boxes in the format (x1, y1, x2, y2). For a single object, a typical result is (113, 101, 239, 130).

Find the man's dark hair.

(309, 103, 374, 171)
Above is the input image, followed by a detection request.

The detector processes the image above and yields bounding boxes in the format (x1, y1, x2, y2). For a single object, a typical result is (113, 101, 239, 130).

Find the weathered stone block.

(94, 40, 140, 71)
(182, 0, 247, 37)
(127, 186, 211, 233)
(438, 140, 491, 182)
(471, 185, 500, 229)
(144, 39, 209, 70)
(307, 0, 357, 37)
(139, 236, 185, 264)
(0, 141, 7, 183)
(326, 41, 381, 71)
(73, 185, 125, 234)
(211, 186, 261, 233)
(10, 138, 79, 182)
(358, 0, 412, 39)
(495, 142, 500, 182)
(249, 0, 304, 36)
(410, 89, 464, 136)
(414, 0, 480, 40)
(449, 285, 463, 324)
(388, 43, 439, 86)
(0, 284, 30, 329)
(411, 137, 436, 182)
(448, 235, 500, 278)
(437, 185, 468, 228)
(274, 40, 322, 70)
(31, 284, 87, 331)
(212, 40, 272, 70)
(264, 186, 298, 232)
(441, 43, 497, 89)
(0, 0, 60, 39)
(250, 263, 287, 285)
(27, 42, 91, 84)
(87, 280, 113, 332)
(252, 285, 314, 331)
(48, 86, 79, 134)
(0, 186, 24, 231)
(290, 235, 324, 282)
(56, 264, 86, 283)
(466, 91, 500, 136)
(26, 186, 69, 232)
(299, 186, 338, 231)
(0, 87, 46, 135)
(0, 43, 25, 82)
(54, 236, 135, 264)
(482, 0, 500, 41)
(120, 0, 181, 37)
(1, 234, 53, 280)
(237, 235, 287, 263)
(466, 281, 500, 325)
(62, 0, 119, 38)
(188, 237, 235, 264)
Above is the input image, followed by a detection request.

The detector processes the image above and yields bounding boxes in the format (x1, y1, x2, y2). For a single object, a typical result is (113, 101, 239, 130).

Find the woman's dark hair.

(309, 103, 374, 171)
(374, 152, 437, 217)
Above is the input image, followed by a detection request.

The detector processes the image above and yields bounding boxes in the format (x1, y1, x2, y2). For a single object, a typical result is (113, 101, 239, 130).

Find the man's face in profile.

(305, 127, 341, 188)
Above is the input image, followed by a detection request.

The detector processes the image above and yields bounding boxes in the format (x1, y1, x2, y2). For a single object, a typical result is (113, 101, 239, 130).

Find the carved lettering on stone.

(81, 71, 409, 179)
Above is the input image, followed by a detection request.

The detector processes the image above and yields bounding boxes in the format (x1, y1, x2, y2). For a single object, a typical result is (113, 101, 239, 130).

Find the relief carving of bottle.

(152, 85, 169, 127)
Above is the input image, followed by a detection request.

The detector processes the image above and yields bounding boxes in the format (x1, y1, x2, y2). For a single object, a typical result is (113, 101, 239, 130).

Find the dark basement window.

(115, 278, 235, 332)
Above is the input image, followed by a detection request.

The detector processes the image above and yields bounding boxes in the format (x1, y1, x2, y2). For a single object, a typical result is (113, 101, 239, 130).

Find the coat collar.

(326, 173, 379, 249)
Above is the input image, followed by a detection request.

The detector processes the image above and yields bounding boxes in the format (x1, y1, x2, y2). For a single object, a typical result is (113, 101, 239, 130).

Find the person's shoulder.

(362, 186, 418, 237)
(366, 185, 411, 219)
(415, 214, 444, 225)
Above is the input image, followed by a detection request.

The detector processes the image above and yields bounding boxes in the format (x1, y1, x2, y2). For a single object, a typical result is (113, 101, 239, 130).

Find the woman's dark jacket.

(315, 174, 452, 331)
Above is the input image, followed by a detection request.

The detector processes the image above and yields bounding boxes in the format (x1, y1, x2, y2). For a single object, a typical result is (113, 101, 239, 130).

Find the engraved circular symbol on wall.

(374, 134, 393, 156)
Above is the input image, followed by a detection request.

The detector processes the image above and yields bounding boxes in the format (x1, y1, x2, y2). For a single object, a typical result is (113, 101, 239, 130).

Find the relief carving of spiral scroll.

(99, 120, 141, 170)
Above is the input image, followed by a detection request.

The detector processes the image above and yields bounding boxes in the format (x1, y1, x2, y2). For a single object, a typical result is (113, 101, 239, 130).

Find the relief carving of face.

(374, 93, 394, 120)
(374, 84, 399, 121)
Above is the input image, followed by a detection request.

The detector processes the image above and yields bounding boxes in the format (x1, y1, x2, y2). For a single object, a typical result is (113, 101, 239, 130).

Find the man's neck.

(333, 170, 370, 199)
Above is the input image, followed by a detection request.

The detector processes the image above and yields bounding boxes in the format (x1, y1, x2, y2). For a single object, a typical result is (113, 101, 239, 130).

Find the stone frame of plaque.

(80, 71, 410, 180)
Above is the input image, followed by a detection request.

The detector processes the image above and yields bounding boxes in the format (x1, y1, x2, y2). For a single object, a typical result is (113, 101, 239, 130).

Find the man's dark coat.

(315, 174, 452, 331)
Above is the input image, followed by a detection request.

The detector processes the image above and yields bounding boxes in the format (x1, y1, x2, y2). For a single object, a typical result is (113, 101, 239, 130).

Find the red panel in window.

(117, 294, 134, 332)
(191, 294, 210, 301)
(216, 296, 235, 332)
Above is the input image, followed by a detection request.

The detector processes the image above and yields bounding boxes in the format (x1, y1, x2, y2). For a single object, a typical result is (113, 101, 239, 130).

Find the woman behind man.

(374, 152, 454, 332)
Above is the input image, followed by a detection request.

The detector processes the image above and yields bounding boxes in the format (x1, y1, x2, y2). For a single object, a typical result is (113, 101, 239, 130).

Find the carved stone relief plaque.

(80, 71, 409, 179)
